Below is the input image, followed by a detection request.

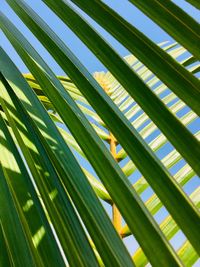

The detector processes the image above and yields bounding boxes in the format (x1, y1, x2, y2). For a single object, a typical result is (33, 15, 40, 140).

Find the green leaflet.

(132, 188, 200, 266)
(0, 48, 135, 267)
(0, 210, 12, 267)
(0, 11, 183, 267)
(44, 0, 200, 179)
(0, 162, 38, 267)
(0, 73, 100, 267)
(185, 0, 200, 9)
(5, 0, 200, 258)
(128, 0, 200, 60)
(0, 111, 66, 267)
(70, 0, 200, 117)
(1, 1, 199, 266)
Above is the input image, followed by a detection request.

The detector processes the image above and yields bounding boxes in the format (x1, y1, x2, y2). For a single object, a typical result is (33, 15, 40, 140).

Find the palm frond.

(0, 0, 199, 266)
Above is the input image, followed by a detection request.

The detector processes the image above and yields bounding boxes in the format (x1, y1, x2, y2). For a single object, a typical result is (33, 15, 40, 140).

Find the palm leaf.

(0, 0, 199, 266)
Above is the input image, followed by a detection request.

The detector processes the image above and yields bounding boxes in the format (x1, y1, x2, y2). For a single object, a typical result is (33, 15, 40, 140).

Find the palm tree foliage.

(0, 0, 200, 266)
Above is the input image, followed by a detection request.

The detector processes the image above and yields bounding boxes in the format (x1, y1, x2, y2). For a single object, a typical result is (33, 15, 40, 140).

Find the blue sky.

(1, 0, 200, 265)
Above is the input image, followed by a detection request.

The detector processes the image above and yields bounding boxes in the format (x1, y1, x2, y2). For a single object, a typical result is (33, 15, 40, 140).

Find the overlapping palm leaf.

(24, 42, 200, 267)
(0, 0, 200, 266)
